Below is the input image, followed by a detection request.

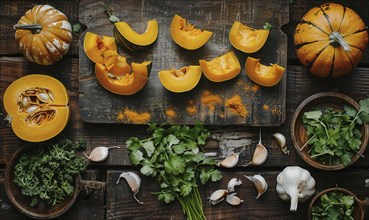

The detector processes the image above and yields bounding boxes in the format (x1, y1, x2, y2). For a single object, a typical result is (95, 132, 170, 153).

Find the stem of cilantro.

(300, 134, 316, 151)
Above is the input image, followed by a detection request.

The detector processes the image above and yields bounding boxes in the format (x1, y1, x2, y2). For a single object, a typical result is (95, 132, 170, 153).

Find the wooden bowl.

(308, 187, 369, 220)
(4, 144, 105, 219)
(291, 92, 369, 170)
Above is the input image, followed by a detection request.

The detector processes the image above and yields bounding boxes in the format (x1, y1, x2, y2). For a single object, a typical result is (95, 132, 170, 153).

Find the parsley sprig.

(13, 139, 87, 207)
(302, 98, 369, 166)
(311, 191, 355, 220)
(127, 122, 222, 220)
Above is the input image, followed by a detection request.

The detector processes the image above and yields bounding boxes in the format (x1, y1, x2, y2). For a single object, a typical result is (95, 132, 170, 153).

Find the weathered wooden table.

(1, 0, 368, 219)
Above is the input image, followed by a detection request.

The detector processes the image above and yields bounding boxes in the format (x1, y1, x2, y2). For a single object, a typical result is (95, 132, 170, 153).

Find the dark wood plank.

(0, 0, 80, 56)
(106, 169, 369, 220)
(78, 0, 289, 126)
(286, 0, 369, 64)
(1, 57, 368, 168)
(0, 170, 105, 220)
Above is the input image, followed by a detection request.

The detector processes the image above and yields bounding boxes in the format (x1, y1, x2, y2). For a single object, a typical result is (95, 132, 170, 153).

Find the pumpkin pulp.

(245, 57, 285, 87)
(294, 3, 368, 78)
(170, 14, 213, 50)
(229, 21, 271, 53)
(3, 74, 70, 142)
(199, 51, 241, 82)
(158, 66, 202, 93)
(114, 20, 158, 51)
(84, 32, 117, 64)
(95, 58, 152, 95)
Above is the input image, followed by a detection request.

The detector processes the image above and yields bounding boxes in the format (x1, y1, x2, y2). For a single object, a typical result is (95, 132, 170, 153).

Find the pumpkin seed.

(27, 105, 38, 113)
(37, 92, 50, 102)
(22, 97, 29, 108)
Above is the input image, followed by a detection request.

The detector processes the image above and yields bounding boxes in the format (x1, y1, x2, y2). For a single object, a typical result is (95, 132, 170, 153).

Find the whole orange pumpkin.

(14, 5, 72, 65)
(294, 3, 368, 78)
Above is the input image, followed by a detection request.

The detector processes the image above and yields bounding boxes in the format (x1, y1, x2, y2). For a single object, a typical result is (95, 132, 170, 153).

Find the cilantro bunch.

(311, 191, 355, 220)
(302, 98, 369, 166)
(13, 139, 87, 207)
(127, 123, 222, 220)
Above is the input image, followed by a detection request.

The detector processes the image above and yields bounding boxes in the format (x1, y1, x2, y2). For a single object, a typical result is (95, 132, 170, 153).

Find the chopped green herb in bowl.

(11, 139, 87, 207)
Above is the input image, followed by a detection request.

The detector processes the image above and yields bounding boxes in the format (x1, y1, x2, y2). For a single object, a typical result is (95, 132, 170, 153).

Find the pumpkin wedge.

(114, 20, 158, 51)
(229, 21, 271, 53)
(245, 57, 285, 87)
(3, 74, 70, 142)
(158, 66, 202, 93)
(95, 58, 152, 95)
(170, 14, 213, 50)
(83, 32, 117, 64)
(199, 51, 241, 82)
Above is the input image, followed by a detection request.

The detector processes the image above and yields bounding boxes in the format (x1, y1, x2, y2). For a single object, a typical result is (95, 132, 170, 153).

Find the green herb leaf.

(304, 110, 322, 120)
(263, 22, 272, 30)
(344, 105, 357, 117)
(359, 98, 369, 114)
(72, 23, 81, 34)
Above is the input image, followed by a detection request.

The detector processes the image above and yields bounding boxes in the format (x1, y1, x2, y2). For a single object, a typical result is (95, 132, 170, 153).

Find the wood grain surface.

(1, 0, 369, 219)
(78, 0, 289, 126)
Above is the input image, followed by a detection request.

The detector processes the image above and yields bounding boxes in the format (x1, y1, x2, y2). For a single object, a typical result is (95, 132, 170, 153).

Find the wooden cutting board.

(79, 0, 288, 126)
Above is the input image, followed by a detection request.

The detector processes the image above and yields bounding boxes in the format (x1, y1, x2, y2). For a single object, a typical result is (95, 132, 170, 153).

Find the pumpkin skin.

(245, 57, 285, 87)
(229, 21, 271, 53)
(170, 14, 213, 50)
(114, 20, 158, 51)
(199, 51, 241, 82)
(15, 5, 72, 65)
(84, 32, 117, 64)
(95, 59, 152, 95)
(158, 66, 202, 93)
(3, 74, 70, 142)
(294, 3, 368, 78)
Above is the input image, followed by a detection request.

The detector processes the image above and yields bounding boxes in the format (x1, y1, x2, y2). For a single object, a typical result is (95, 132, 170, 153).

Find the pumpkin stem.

(329, 31, 350, 52)
(14, 24, 42, 34)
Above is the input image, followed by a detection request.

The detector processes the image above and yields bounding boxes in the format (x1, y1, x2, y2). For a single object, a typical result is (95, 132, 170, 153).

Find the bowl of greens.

(308, 187, 368, 220)
(4, 139, 104, 219)
(291, 92, 369, 170)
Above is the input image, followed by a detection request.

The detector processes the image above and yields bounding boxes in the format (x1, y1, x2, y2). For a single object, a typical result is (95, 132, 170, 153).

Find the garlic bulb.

(276, 166, 316, 211)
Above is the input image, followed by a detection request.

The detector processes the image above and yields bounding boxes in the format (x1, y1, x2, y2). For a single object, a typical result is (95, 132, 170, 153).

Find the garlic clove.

(209, 189, 228, 205)
(227, 177, 242, 193)
(273, 133, 289, 155)
(251, 143, 268, 165)
(245, 174, 268, 199)
(226, 193, 244, 206)
(217, 147, 244, 168)
(84, 146, 120, 162)
(116, 172, 143, 205)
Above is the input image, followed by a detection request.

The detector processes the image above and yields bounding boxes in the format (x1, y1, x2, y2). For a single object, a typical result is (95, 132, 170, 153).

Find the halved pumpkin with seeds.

(3, 74, 70, 142)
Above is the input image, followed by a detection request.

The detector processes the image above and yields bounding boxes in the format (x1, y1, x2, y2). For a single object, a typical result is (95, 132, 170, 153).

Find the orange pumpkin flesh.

(294, 3, 368, 78)
(245, 57, 285, 87)
(158, 66, 202, 93)
(15, 5, 72, 65)
(95, 59, 152, 95)
(3, 74, 70, 142)
(199, 51, 241, 82)
(229, 21, 270, 53)
(84, 32, 117, 64)
(114, 20, 159, 51)
(170, 14, 213, 50)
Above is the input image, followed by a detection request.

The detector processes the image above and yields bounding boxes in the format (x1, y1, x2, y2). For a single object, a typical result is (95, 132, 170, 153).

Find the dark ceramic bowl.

(291, 92, 369, 170)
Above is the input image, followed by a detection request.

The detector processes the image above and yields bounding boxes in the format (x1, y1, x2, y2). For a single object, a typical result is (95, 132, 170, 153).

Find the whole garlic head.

(276, 166, 315, 211)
